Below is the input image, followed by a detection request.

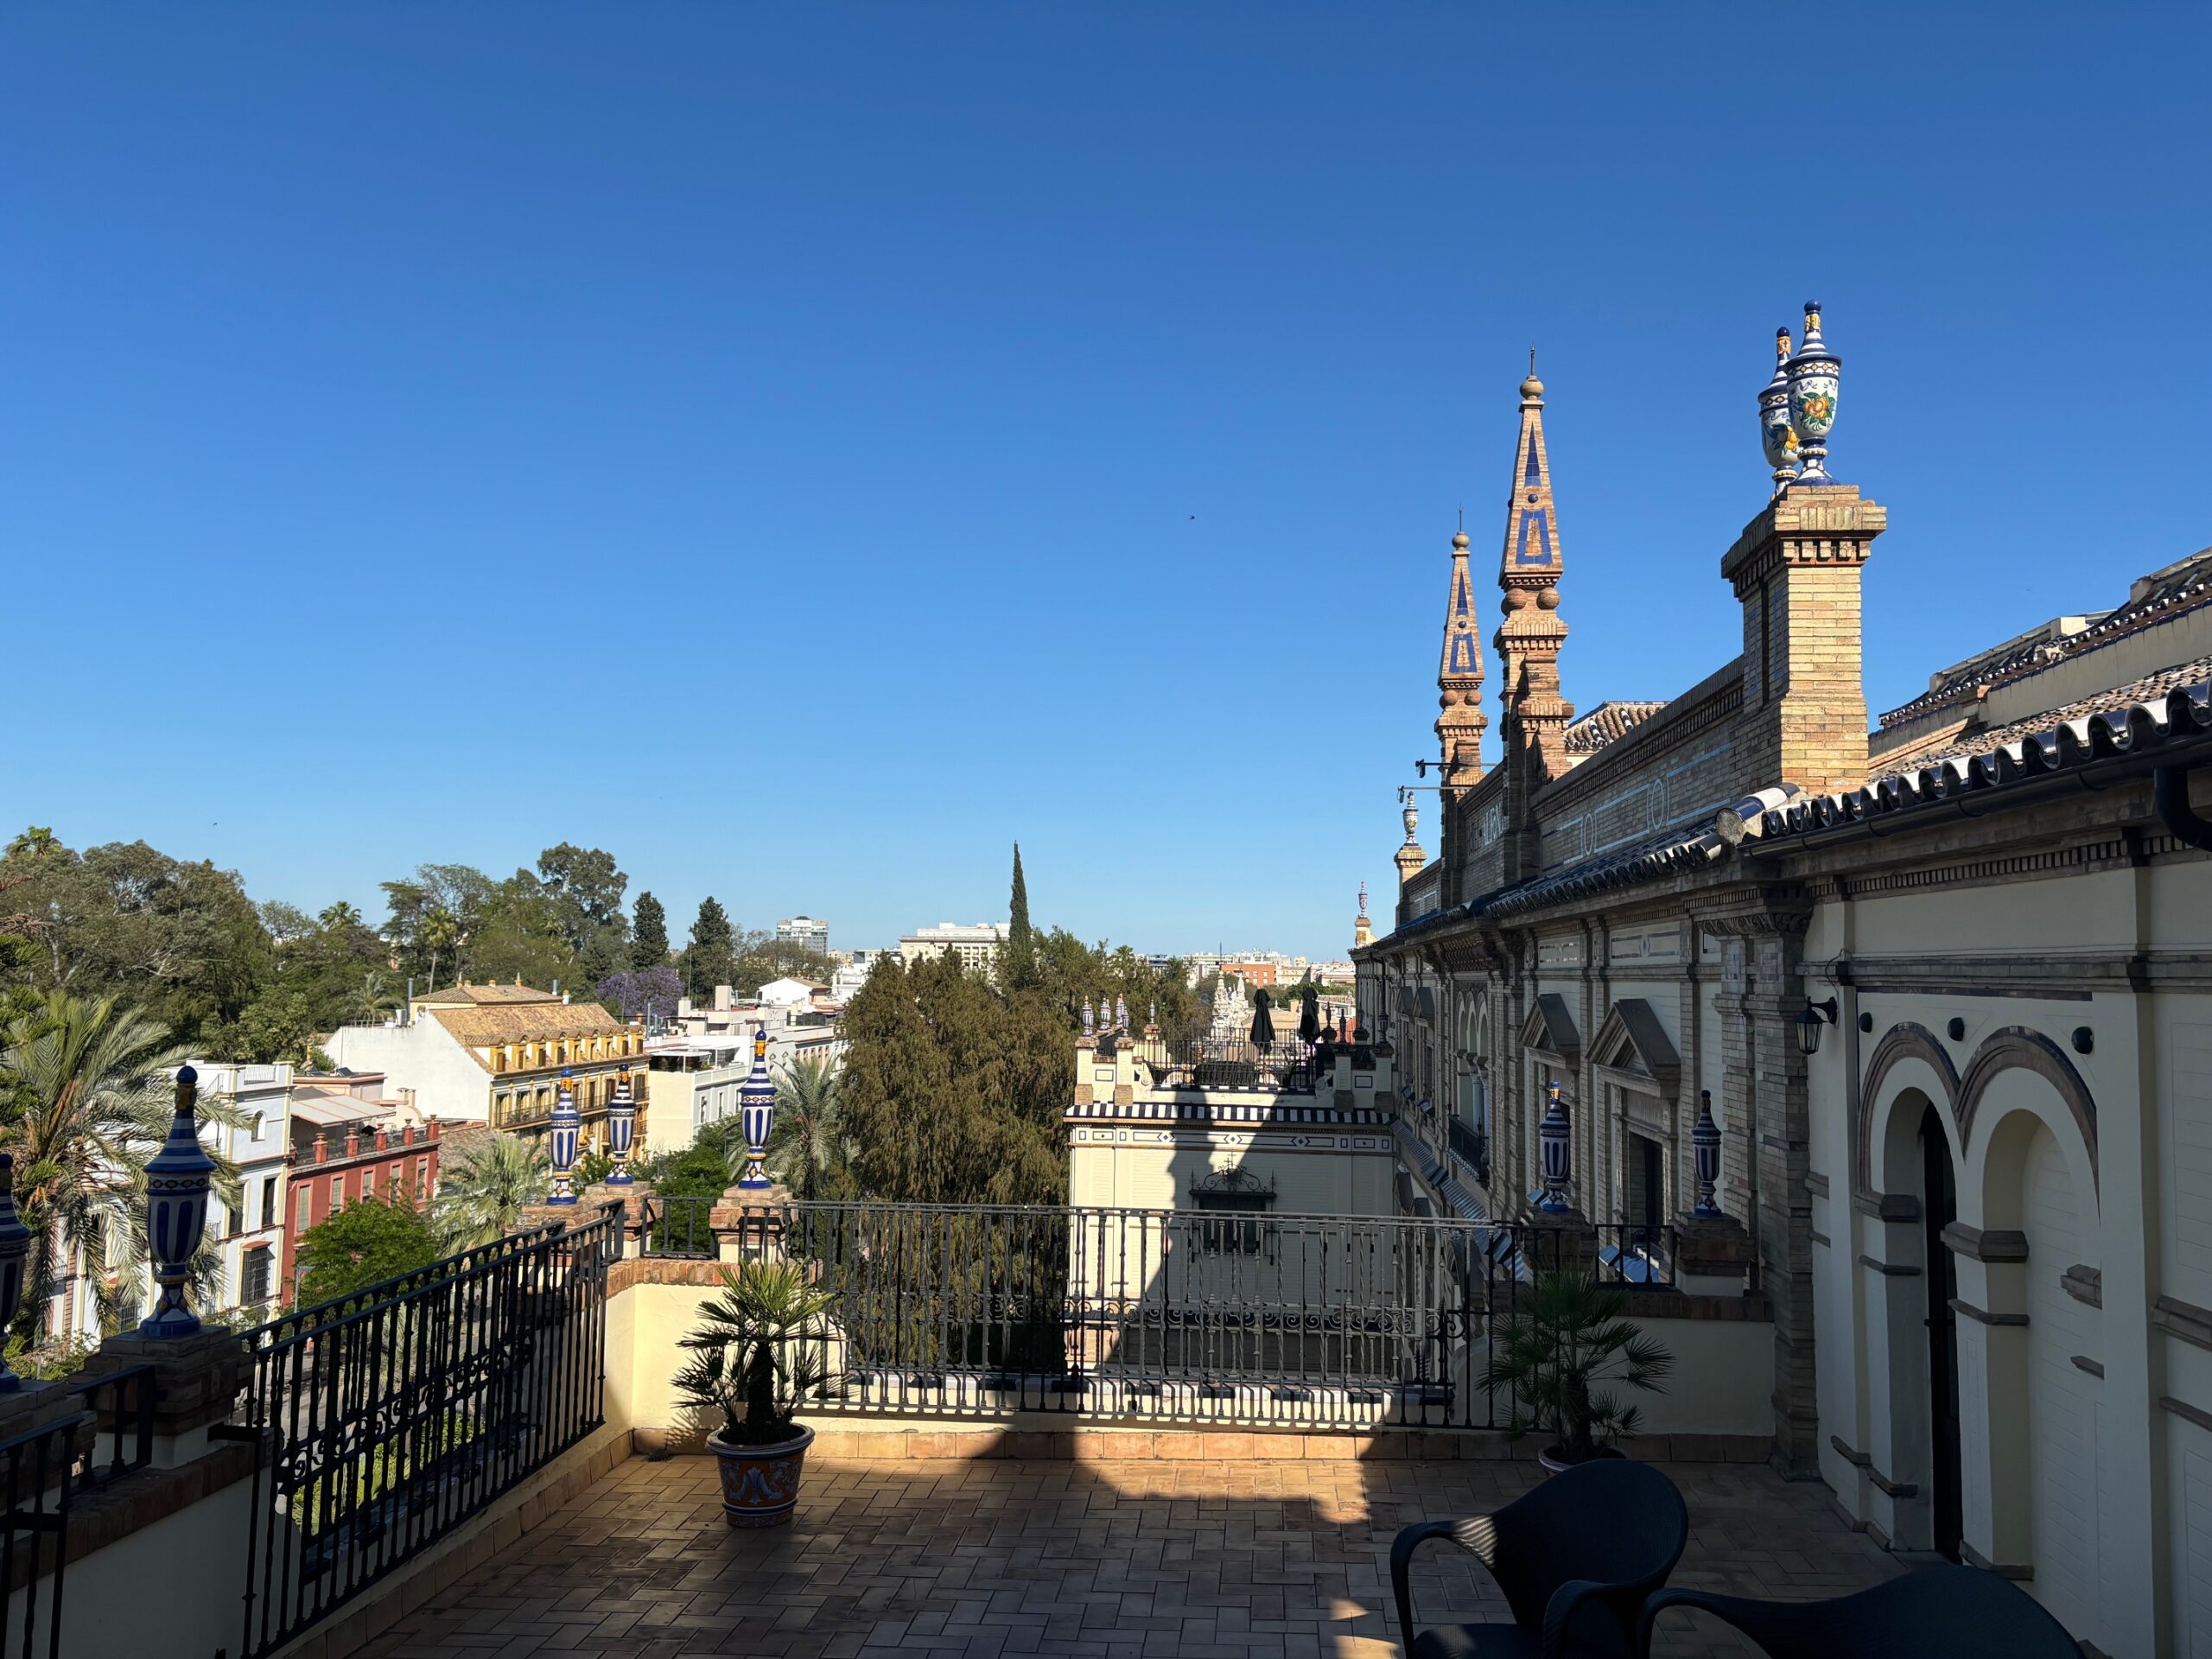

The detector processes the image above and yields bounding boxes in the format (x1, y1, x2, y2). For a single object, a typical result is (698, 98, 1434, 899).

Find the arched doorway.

(1920, 1102, 1963, 1560)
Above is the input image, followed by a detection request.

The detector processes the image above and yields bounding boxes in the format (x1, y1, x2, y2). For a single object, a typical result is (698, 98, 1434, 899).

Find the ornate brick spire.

(1434, 526, 1487, 785)
(1493, 365, 1574, 783)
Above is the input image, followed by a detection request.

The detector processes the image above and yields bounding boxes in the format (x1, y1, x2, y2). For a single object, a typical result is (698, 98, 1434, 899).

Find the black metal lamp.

(1796, 996, 1839, 1057)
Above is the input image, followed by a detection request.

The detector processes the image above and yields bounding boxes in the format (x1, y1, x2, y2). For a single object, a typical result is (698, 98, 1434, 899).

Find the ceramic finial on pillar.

(1759, 324, 1800, 493)
(1081, 998, 1096, 1036)
(606, 1075, 636, 1185)
(736, 1027, 775, 1189)
(548, 1071, 580, 1205)
(1784, 301, 1841, 484)
(1693, 1090, 1723, 1217)
(1536, 1079, 1572, 1214)
(141, 1065, 217, 1336)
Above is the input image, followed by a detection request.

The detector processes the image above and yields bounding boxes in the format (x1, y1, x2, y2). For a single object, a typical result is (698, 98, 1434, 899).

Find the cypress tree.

(683, 896, 736, 998)
(632, 891, 670, 968)
(1003, 842, 1035, 989)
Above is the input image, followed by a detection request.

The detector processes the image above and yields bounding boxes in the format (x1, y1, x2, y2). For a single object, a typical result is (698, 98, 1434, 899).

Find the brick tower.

(1434, 527, 1489, 787)
(1492, 366, 1575, 880)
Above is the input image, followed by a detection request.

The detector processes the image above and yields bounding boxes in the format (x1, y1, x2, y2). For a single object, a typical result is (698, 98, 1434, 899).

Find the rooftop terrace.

(361, 1446, 1896, 1658)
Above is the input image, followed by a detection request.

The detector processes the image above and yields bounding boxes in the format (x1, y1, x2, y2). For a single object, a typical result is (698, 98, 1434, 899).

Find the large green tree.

(838, 953, 1065, 1204)
(0, 835, 269, 1046)
(291, 1192, 443, 1307)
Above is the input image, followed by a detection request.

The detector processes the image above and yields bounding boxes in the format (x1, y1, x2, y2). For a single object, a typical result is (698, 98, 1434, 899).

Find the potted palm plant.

(1481, 1268, 1672, 1472)
(673, 1258, 840, 1527)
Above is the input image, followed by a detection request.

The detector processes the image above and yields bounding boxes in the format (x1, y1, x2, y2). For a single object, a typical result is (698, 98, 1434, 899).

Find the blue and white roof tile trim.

(1758, 668, 2212, 839)
(1065, 1100, 1390, 1127)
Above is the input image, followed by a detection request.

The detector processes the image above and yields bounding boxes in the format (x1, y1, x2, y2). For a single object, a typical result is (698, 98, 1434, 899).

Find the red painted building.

(283, 1081, 442, 1302)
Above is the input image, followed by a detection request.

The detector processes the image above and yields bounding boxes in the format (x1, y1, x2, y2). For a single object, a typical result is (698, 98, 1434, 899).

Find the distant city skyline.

(7, 7, 2204, 960)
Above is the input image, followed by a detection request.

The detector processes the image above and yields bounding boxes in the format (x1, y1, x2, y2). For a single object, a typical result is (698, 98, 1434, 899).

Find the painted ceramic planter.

(1536, 1442, 1627, 1478)
(708, 1423, 815, 1527)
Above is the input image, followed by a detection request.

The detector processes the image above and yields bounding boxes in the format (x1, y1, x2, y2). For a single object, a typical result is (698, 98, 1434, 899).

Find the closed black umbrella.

(1297, 980, 1319, 1045)
(1249, 988, 1275, 1048)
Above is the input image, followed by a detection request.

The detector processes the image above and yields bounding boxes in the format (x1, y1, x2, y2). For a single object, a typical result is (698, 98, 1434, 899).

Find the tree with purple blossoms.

(596, 964, 682, 1024)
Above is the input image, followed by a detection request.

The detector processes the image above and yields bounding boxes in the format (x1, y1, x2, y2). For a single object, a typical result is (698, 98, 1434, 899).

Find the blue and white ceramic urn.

(548, 1071, 580, 1205)
(1758, 324, 1800, 489)
(0, 1154, 30, 1389)
(1784, 300, 1842, 484)
(1536, 1080, 1572, 1214)
(605, 1076, 636, 1185)
(736, 1027, 776, 1190)
(1693, 1090, 1724, 1217)
(141, 1064, 217, 1338)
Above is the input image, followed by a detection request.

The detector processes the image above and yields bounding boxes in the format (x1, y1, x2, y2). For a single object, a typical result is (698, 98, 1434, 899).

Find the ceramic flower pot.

(1536, 1442, 1627, 1478)
(707, 1423, 815, 1527)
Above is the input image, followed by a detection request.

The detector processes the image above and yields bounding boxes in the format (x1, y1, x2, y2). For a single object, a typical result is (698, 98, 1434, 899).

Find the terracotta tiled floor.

(364, 1453, 1899, 1657)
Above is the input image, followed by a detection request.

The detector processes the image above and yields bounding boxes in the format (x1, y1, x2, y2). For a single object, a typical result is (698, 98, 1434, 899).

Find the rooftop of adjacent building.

(1878, 543, 2212, 732)
(410, 979, 564, 1007)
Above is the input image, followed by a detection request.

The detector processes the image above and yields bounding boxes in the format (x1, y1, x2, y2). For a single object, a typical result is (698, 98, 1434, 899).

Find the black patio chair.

(1636, 1563, 2078, 1658)
(1391, 1459, 1688, 1657)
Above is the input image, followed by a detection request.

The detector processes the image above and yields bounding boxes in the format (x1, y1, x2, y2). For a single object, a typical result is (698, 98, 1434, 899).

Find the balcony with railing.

(3, 1071, 1825, 1659)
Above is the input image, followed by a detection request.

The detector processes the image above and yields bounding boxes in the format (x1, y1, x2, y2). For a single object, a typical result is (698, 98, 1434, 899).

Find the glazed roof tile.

(1564, 700, 1669, 755)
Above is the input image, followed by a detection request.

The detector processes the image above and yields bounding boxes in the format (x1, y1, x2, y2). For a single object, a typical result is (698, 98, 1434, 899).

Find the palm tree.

(421, 906, 459, 994)
(434, 1132, 549, 1249)
(354, 970, 398, 1026)
(760, 1054, 849, 1200)
(0, 993, 245, 1342)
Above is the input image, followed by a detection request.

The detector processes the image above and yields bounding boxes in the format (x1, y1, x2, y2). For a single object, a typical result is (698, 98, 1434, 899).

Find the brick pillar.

(1719, 484, 1885, 795)
(1748, 927, 1821, 1478)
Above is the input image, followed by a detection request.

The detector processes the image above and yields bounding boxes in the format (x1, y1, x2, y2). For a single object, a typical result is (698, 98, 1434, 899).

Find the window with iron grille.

(1188, 1168, 1275, 1255)
(241, 1247, 271, 1306)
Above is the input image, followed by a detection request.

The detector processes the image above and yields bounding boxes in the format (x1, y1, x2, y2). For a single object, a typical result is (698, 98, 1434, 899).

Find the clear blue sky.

(6, 6, 2204, 960)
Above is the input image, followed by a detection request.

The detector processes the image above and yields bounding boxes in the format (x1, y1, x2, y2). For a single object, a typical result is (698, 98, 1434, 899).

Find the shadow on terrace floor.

(362, 1445, 1897, 1659)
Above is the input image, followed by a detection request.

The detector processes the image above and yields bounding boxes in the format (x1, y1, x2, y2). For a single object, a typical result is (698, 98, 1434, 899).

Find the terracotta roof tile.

(431, 1002, 626, 1049)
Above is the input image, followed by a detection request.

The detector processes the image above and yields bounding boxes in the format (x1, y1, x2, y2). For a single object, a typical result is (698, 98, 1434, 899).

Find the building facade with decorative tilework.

(1357, 319, 2212, 1655)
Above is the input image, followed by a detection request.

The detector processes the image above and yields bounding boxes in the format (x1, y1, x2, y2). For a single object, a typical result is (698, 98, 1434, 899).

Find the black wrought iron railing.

(63, 1363, 156, 1492)
(0, 1408, 85, 1659)
(760, 1199, 1678, 1434)
(1446, 1116, 1489, 1184)
(639, 1194, 716, 1260)
(227, 1203, 618, 1659)
(1132, 1024, 1319, 1094)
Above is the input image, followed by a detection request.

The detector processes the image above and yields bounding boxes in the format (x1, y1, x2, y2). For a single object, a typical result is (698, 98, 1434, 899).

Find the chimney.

(1719, 302, 1884, 795)
(1719, 484, 1885, 794)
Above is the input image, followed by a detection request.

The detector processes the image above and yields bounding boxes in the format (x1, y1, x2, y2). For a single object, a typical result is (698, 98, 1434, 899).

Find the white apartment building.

(198, 1061, 293, 1316)
(776, 915, 830, 957)
(641, 1035, 753, 1159)
(830, 949, 885, 1002)
(898, 920, 1007, 973)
